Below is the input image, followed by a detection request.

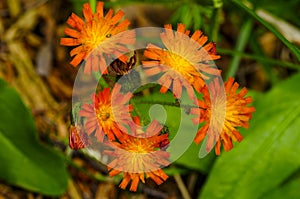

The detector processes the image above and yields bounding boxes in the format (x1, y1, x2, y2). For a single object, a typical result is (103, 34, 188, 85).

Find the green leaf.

(225, 18, 254, 79)
(217, 48, 300, 70)
(199, 73, 300, 199)
(251, 0, 300, 27)
(175, 142, 215, 173)
(0, 79, 68, 196)
(231, 0, 300, 61)
(261, 172, 300, 199)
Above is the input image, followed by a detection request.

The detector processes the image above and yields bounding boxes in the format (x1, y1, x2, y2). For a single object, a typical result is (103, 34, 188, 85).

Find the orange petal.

(114, 19, 130, 31)
(215, 140, 221, 155)
(173, 78, 182, 98)
(60, 38, 80, 46)
(99, 55, 108, 74)
(129, 175, 140, 192)
(95, 127, 104, 142)
(105, 9, 114, 20)
(164, 24, 172, 30)
(197, 35, 208, 46)
(95, 2, 104, 18)
(232, 130, 243, 142)
(177, 23, 186, 33)
(64, 28, 80, 38)
(92, 55, 99, 72)
(111, 10, 125, 25)
(67, 13, 84, 31)
(109, 168, 121, 177)
(70, 46, 83, 57)
(191, 30, 202, 41)
(70, 52, 86, 67)
(194, 124, 208, 144)
(225, 77, 234, 93)
(144, 67, 162, 76)
(83, 3, 93, 22)
(119, 174, 131, 190)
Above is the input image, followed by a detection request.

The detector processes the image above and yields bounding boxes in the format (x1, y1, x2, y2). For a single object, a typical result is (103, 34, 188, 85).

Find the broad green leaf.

(199, 73, 300, 199)
(0, 79, 68, 196)
(261, 172, 300, 199)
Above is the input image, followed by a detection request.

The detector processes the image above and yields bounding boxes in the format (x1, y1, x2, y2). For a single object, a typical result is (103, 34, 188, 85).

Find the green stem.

(231, 0, 300, 61)
(209, 0, 223, 42)
(218, 48, 300, 70)
(174, 173, 192, 199)
(225, 18, 254, 79)
(136, 99, 203, 111)
(89, 0, 96, 13)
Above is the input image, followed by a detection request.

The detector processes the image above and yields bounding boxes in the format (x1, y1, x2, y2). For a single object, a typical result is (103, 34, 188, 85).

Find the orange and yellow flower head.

(105, 120, 170, 191)
(60, 2, 135, 74)
(190, 77, 256, 155)
(143, 24, 221, 100)
(79, 84, 133, 141)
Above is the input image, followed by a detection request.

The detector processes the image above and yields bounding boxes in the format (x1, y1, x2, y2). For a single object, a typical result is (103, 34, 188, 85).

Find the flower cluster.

(62, 1, 255, 192)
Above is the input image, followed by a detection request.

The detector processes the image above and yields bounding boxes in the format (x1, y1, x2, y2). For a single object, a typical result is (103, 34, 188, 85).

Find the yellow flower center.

(126, 139, 152, 153)
(96, 105, 112, 122)
(164, 52, 198, 80)
(124, 141, 154, 171)
(81, 19, 113, 50)
(166, 52, 191, 70)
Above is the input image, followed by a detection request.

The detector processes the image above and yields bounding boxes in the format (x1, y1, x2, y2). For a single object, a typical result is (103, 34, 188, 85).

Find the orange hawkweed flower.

(190, 77, 255, 155)
(60, 2, 135, 74)
(105, 120, 170, 191)
(143, 24, 220, 100)
(79, 84, 133, 141)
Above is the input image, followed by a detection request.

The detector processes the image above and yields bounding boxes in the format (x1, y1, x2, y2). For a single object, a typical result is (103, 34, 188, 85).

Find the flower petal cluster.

(60, 2, 135, 74)
(105, 120, 170, 191)
(190, 78, 256, 155)
(143, 24, 220, 99)
(79, 84, 133, 141)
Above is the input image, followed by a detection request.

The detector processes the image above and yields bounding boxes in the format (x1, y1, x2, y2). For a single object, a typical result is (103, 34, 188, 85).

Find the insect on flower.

(60, 2, 135, 74)
(109, 51, 137, 75)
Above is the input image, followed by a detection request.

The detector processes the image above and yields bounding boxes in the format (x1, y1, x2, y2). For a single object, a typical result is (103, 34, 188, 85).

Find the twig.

(174, 173, 192, 199)
(142, 185, 168, 199)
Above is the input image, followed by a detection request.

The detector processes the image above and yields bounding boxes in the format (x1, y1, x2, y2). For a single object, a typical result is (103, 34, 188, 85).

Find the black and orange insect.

(109, 51, 137, 75)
